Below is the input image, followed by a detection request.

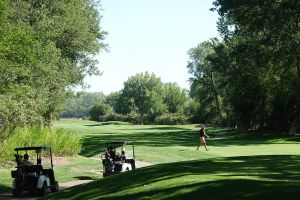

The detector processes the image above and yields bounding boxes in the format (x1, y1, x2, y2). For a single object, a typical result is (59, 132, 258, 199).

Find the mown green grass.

(41, 119, 300, 199)
(1, 119, 300, 199)
(43, 155, 300, 200)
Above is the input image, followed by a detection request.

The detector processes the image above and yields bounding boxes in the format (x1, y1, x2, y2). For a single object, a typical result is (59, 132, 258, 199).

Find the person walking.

(197, 126, 209, 151)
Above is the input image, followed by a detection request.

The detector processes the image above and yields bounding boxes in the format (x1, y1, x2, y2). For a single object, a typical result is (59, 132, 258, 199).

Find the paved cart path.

(0, 160, 152, 200)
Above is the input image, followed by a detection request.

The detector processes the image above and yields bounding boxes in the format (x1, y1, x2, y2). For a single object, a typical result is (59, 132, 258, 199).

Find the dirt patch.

(60, 180, 93, 189)
(136, 160, 152, 168)
(52, 156, 70, 166)
(38, 156, 70, 166)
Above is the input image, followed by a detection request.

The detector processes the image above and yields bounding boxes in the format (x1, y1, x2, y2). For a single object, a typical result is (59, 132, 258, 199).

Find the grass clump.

(0, 126, 81, 161)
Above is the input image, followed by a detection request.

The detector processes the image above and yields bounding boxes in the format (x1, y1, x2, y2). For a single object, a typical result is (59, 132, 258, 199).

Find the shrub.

(125, 112, 140, 124)
(154, 113, 188, 125)
(99, 112, 126, 122)
(90, 103, 112, 121)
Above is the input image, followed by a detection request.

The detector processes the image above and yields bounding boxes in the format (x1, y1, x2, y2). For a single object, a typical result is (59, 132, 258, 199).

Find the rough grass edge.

(0, 126, 82, 162)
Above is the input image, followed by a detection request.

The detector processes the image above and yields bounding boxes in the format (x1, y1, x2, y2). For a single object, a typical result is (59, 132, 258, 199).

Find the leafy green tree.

(0, 0, 106, 135)
(163, 83, 188, 114)
(0, 1, 46, 138)
(211, 0, 300, 131)
(187, 38, 224, 124)
(105, 92, 121, 112)
(121, 72, 165, 124)
(22, 0, 106, 124)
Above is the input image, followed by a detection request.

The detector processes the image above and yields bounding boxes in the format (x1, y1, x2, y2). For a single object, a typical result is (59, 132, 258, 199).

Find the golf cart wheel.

(12, 188, 22, 197)
(39, 182, 48, 196)
(51, 181, 59, 193)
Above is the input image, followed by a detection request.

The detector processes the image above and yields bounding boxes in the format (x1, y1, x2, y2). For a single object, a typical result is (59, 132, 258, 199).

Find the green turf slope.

(42, 154, 300, 200)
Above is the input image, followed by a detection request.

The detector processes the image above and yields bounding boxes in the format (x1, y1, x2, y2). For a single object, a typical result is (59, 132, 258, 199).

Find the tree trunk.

(209, 72, 223, 122)
(140, 113, 144, 125)
(295, 13, 300, 132)
(45, 110, 53, 128)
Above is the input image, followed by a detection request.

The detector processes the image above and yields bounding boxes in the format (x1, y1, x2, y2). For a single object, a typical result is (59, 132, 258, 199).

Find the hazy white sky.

(84, 0, 219, 94)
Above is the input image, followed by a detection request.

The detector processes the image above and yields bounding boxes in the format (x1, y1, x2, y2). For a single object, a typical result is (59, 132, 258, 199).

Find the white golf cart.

(101, 141, 136, 177)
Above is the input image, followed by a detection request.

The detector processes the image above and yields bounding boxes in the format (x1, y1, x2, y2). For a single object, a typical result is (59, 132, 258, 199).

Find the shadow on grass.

(208, 133, 300, 147)
(79, 124, 300, 157)
(42, 155, 300, 200)
(79, 129, 196, 157)
(120, 126, 192, 131)
(284, 136, 300, 142)
(73, 176, 95, 180)
(84, 121, 131, 126)
(0, 184, 10, 194)
(80, 135, 103, 157)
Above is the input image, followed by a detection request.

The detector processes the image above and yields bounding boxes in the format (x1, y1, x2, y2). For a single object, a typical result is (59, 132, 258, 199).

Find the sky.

(83, 0, 219, 94)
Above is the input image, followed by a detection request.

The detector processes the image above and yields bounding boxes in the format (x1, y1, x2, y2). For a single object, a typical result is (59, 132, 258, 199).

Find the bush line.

(0, 126, 81, 161)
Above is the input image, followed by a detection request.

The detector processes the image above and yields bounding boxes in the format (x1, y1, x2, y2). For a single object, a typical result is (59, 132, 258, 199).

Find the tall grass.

(0, 126, 81, 161)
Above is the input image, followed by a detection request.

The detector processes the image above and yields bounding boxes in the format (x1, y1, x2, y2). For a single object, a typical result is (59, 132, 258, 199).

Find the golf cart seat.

(23, 165, 43, 174)
(114, 155, 122, 161)
(11, 170, 19, 178)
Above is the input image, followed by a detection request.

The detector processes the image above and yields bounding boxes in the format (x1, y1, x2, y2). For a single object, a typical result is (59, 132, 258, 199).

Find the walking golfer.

(197, 126, 209, 151)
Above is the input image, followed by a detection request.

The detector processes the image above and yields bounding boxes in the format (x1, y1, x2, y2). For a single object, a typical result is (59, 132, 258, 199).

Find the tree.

(163, 83, 188, 114)
(187, 38, 224, 124)
(21, 0, 106, 125)
(211, 0, 300, 131)
(121, 72, 165, 124)
(105, 91, 121, 112)
(0, 0, 46, 138)
(0, 0, 106, 136)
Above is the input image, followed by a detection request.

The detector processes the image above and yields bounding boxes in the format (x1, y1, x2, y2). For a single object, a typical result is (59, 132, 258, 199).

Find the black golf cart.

(101, 141, 136, 177)
(11, 146, 59, 197)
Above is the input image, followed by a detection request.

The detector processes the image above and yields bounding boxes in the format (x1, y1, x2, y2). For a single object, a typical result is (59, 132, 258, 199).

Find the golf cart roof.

(105, 141, 134, 145)
(14, 146, 50, 151)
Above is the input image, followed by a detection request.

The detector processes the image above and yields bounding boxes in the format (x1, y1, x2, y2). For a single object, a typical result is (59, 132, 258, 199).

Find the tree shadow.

(79, 129, 197, 157)
(80, 135, 104, 157)
(78, 124, 300, 157)
(74, 176, 95, 180)
(43, 155, 300, 200)
(121, 126, 192, 131)
(0, 184, 10, 194)
(85, 121, 131, 126)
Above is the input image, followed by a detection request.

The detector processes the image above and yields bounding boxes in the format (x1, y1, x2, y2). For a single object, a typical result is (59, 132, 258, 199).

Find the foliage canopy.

(0, 0, 106, 138)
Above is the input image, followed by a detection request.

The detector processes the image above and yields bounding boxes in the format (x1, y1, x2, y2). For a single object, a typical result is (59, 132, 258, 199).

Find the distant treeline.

(60, 92, 106, 118)
(60, 72, 192, 125)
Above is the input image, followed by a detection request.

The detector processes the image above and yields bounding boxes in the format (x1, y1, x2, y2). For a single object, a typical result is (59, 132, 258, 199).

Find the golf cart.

(101, 141, 136, 177)
(11, 146, 59, 197)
